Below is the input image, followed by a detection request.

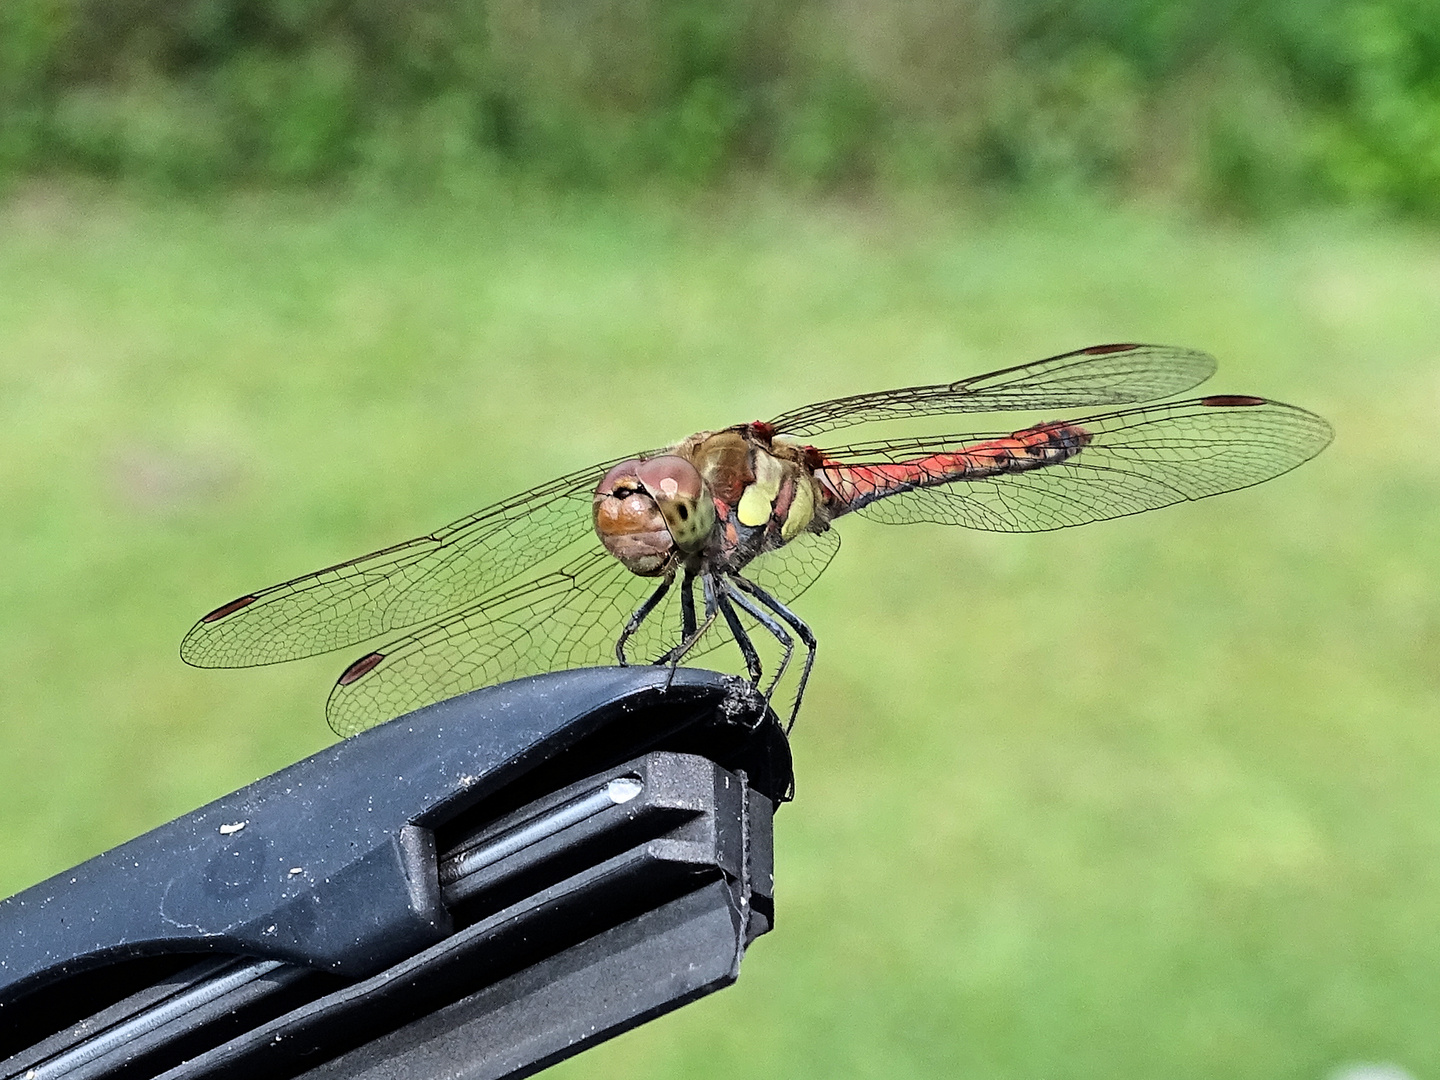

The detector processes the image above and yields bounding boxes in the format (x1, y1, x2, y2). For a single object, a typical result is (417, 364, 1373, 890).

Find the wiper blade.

(0, 667, 792, 1080)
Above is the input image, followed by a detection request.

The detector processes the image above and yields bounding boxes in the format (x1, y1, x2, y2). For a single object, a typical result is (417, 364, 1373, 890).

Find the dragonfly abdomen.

(817, 420, 1092, 514)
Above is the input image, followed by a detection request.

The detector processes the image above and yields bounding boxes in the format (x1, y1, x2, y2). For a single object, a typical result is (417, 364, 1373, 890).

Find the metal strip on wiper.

(439, 776, 644, 906)
(14, 959, 290, 1080)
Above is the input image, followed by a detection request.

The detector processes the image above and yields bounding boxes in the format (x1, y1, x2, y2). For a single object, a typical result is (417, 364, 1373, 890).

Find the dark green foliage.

(3, 0, 1440, 212)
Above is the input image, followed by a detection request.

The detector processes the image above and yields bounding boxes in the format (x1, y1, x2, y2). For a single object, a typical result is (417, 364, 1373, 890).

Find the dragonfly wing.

(326, 529, 846, 737)
(325, 548, 659, 736)
(742, 527, 842, 602)
(180, 456, 642, 668)
(820, 398, 1333, 531)
(768, 344, 1217, 438)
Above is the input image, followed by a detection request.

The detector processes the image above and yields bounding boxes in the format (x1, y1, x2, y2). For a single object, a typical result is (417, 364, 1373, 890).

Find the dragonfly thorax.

(676, 427, 830, 573)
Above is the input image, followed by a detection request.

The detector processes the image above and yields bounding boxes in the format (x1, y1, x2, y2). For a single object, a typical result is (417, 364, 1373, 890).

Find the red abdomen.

(817, 421, 1092, 512)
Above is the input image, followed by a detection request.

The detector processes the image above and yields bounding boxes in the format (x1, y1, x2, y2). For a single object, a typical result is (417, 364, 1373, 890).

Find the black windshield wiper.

(0, 666, 792, 1080)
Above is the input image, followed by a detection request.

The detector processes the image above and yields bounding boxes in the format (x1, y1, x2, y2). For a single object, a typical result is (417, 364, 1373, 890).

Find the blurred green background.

(1, 2, 1436, 1078)
(6, 0, 1440, 211)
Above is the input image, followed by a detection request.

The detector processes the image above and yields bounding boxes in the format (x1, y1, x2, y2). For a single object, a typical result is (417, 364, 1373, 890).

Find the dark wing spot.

(201, 595, 258, 623)
(1200, 394, 1267, 407)
(337, 652, 385, 686)
(1081, 343, 1140, 355)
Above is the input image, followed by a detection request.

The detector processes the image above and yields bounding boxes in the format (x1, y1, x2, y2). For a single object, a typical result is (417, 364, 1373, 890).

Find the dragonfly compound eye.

(634, 456, 715, 554)
(594, 459, 674, 575)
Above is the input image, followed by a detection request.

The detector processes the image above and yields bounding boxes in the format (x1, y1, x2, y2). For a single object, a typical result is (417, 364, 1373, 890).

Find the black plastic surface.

(300, 880, 753, 1080)
(0, 666, 788, 1009)
(141, 752, 774, 1080)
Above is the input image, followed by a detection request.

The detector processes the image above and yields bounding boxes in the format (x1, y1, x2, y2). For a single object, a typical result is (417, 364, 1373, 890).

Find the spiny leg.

(616, 566, 675, 666)
(715, 579, 763, 687)
(723, 577, 794, 700)
(655, 569, 719, 689)
(680, 565, 697, 640)
(653, 567, 702, 667)
(731, 573, 818, 733)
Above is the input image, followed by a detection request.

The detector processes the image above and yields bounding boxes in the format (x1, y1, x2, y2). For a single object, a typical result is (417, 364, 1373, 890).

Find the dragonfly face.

(592, 456, 706, 575)
(181, 343, 1333, 739)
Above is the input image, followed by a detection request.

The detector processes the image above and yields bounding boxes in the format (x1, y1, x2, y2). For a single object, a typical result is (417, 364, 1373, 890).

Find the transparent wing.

(325, 549, 651, 736)
(180, 456, 645, 668)
(326, 529, 844, 737)
(743, 527, 841, 601)
(768, 344, 1216, 438)
(821, 398, 1333, 531)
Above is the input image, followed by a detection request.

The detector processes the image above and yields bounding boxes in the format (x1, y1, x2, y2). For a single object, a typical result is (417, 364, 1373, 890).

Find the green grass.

(0, 181, 1435, 1079)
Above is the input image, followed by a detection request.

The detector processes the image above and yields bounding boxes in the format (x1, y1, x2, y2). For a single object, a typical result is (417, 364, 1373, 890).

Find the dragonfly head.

(594, 456, 716, 574)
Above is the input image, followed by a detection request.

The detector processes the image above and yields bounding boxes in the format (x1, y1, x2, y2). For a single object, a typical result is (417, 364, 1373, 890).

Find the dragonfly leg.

(652, 568, 701, 667)
(656, 570, 720, 689)
(714, 580, 763, 687)
(680, 566, 697, 639)
(722, 577, 793, 702)
(615, 566, 675, 667)
(730, 574, 818, 734)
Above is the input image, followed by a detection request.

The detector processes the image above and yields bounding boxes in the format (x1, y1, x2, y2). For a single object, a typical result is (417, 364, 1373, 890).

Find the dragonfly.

(182, 344, 1332, 738)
